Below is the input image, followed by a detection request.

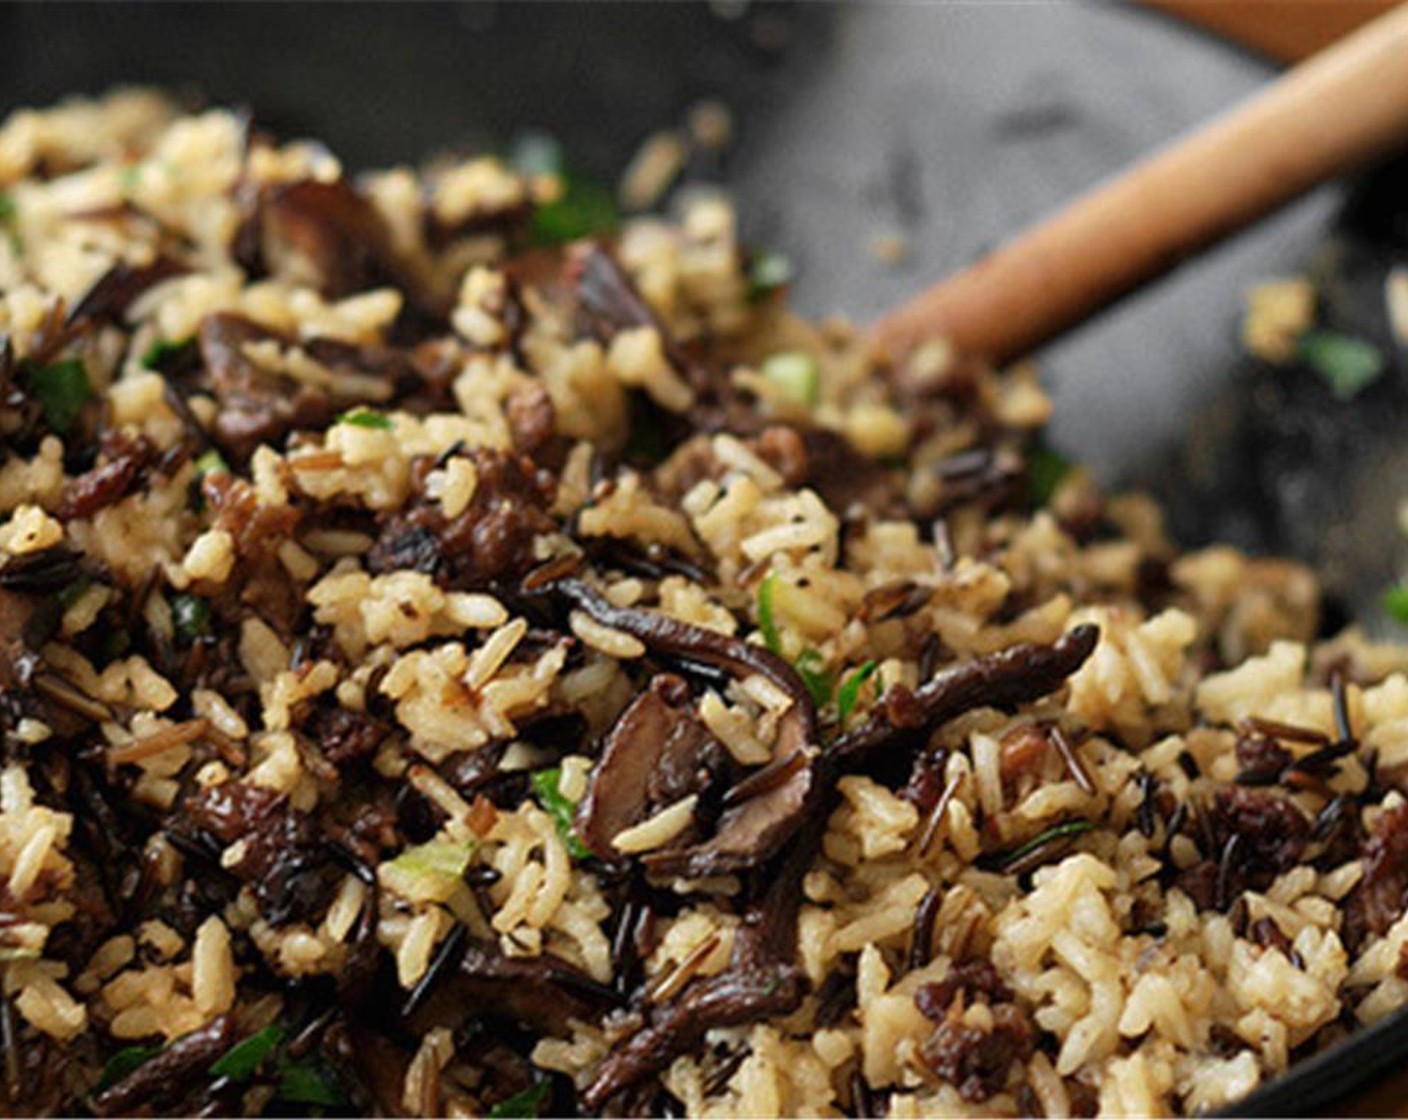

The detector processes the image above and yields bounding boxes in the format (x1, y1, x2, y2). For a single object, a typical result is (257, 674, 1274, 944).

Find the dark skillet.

(2, 2, 1406, 1114)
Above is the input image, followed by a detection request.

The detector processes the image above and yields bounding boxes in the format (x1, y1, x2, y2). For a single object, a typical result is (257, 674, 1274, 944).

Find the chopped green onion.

(760, 352, 820, 407)
(194, 448, 230, 479)
(530, 175, 619, 247)
(27, 359, 91, 434)
(795, 648, 832, 709)
(1384, 584, 1408, 626)
(836, 661, 880, 723)
(140, 337, 193, 371)
(488, 1081, 551, 1119)
(381, 838, 476, 904)
(336, 406, 393, 430)
(98, 1044, 161, 1089)
(0, 947, 39, 963)
(170, 593, 212, 645)
(1026, 442, 1073, 507)
(997, 819, 1095, 871)
(508, 132, 564, 180)
(747, 250, 793, 302)
(531, 769, 590, 860)
(387, 839, 474, 882)
(275, 1057, 346, 1107)
(210, 1024, 285, 1081)
(121, 165, 142, 191)
(1297, 329, 1385, 400)
(757, 573, 782, 655)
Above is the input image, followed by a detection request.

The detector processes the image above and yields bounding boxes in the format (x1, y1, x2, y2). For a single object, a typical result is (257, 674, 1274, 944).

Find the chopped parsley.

(507, 132, 619, 247)
(1384, 584, 1408, 626)
(140, 337, 194, 371)
(836, 661, 879, 723)
(98, 1044, 161, 1089)
(530, 174, 619, 247)
(1026, 441, 1073, 507)
(275, 1056, 346, 1107)
(336, 406, 393, 430)
(27, 359, 92, 434)
(170, 593, 212, 645)
(488, 1081, 551, 1119)
(209, 1024, 285, 1081)
(1297, 329, 1385, 400)
(531, 768, 590, 860)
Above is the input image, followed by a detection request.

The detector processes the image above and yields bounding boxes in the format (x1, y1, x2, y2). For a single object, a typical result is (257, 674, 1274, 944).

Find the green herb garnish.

(336, 406, 393, 430)
(508, 132, 564, 180)
(757, 573, 782, 655)
(1297, 329, 1385, 400)
(530, 176, 619, 248)
(194, 448, 230, 479)
(0, 947, 39, 962)
(531, 768, 590, 860)
(210, 1024, 285, 1081)
(488, 1081, 551, 1119)
(387, 839, 474, 881)
(836, 661, 879, 723)
(1027, 442, 1073, 507)
(997, 819, 1095, 871)
(795, 648, 832, 709)
(747, 250, 793, 302)
(98, 1044, 161, 1089)
(275, 1056, 346, 1107)
(140, 337, 193, 371)
(170, 593, 212, 645)
(27, 359, 92, 434)
(1384, 584, 1408, 626)
(507, 132, 619, 247)
(760, 352, 821, 407)
(0, 193, 20, 254)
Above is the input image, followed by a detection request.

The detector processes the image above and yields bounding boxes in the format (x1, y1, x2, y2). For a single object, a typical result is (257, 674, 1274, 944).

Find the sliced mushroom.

(65, 256, 186, 330)
(197, 312, 337, 460)
(641, 707, 813, 879)
(551, 579, 817, 738)
(407, 939, 620, 1036)
(91, 1015, 236, 1118)
(577, 674, 719, 860)
(260, 178, 398, 299)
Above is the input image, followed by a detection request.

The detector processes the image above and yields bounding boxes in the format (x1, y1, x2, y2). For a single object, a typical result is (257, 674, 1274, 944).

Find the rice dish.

(1, 90, 1406, 1117)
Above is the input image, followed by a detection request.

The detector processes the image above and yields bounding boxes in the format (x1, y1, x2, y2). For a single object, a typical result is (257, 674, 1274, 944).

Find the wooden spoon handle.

(1141, 0, 1400, 64)
(872, 2, 1408, 364)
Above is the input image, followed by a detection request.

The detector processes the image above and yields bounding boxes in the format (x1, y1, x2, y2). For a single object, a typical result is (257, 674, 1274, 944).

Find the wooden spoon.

(872, 1, 1408, 364)
(1140, 0, 1399, 64)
